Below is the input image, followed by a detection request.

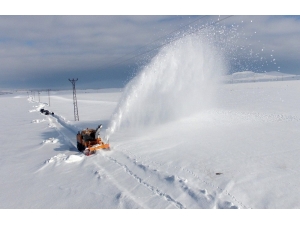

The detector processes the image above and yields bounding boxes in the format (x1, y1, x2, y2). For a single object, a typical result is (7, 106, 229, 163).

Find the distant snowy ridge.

(224, 71, 300, 83)
(0, 91, 13, 95)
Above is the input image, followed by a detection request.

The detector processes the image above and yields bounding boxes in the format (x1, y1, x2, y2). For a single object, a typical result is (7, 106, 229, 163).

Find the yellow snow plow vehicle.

(76, 124, 110, 156)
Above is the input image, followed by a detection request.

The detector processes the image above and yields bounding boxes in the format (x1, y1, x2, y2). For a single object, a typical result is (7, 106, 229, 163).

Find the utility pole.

(38, 91, 40, 102)
(48, 89, 51, 106)
(68, 78, 79, 121)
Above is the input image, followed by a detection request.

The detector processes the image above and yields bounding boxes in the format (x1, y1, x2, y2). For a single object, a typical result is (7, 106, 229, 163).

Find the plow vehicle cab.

(76, 124, 110, 156)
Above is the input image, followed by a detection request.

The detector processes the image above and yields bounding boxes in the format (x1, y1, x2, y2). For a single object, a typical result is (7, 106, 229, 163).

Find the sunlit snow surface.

(1, 72, 300, 209)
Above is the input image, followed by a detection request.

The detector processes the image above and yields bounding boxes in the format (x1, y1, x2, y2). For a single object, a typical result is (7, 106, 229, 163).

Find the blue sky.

(0, 2, 299, 89)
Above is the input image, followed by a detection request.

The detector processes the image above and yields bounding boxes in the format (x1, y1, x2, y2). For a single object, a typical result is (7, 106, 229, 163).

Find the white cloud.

(0, 15, 300, 88)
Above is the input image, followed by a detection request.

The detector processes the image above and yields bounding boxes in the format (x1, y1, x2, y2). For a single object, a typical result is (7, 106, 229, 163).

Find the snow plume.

(106, 33, 227, 138)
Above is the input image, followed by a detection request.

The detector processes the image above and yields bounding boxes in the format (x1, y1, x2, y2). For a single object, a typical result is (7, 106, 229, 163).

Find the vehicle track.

(36, 101, 246, 209)
(37, 104, 183, 208)
(106, 156, 186, 209)
(115, 148, 246, 209)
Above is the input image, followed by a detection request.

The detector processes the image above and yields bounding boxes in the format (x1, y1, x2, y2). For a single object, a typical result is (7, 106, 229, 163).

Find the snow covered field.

(1, 72, 300, 212)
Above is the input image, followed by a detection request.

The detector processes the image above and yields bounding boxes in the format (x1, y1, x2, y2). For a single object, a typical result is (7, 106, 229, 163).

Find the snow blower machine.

(76, 124, 110, 156)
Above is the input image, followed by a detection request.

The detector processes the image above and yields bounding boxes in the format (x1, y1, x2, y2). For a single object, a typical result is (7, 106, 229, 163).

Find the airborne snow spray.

(106, 33, 227, 139)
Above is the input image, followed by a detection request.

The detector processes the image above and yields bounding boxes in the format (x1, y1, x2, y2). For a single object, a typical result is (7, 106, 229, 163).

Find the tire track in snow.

(92, 163, 146, 209)
(46, 115, 78, 150)
(106, 156, 185, 209)
(32, 102, 184, 208)
(29, 100, 243, 208)
(182, 167, 247, 209)
(39, 114, 243, 208)
(27, 99, 79, 150)
(106, 147, 241, 209)
(117, 148, 247, 209)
